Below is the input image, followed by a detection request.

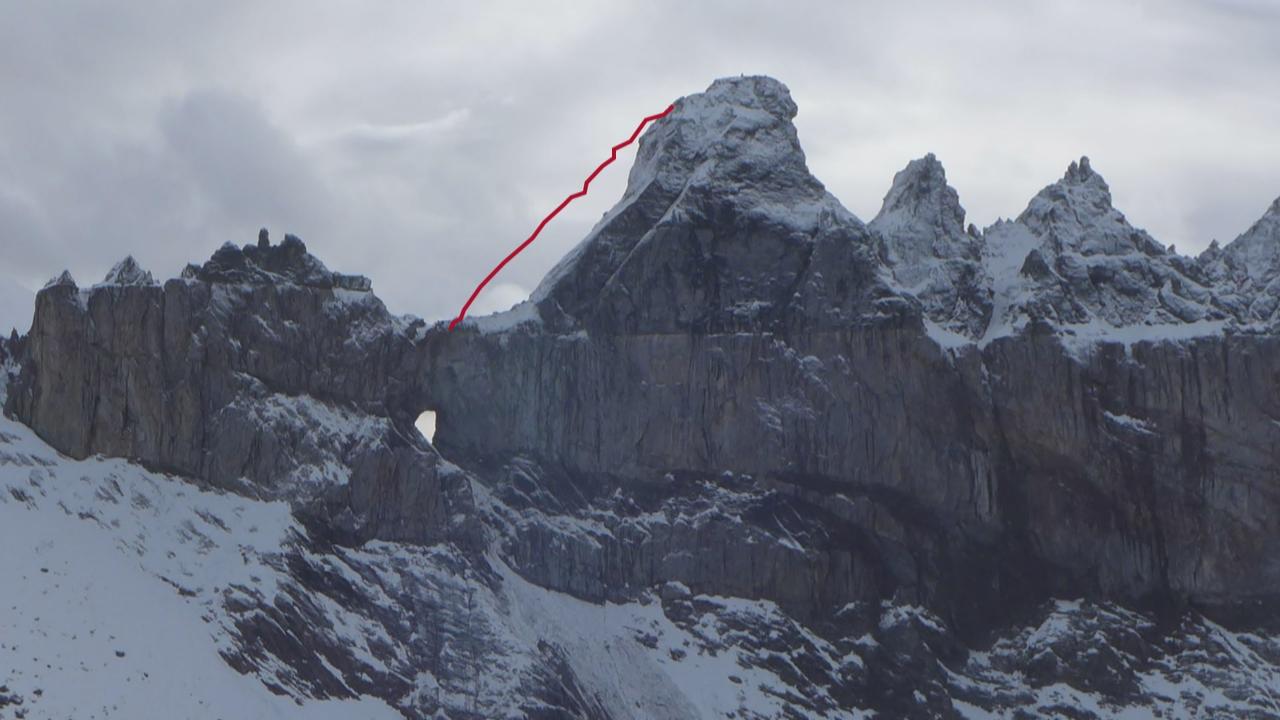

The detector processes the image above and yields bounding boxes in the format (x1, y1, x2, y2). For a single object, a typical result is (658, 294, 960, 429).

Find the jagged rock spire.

(1017, 156, 1164, 257)
(1064, 155, 1096, 183)
(871, 153, 976, 264)
(984, 156, 1223, 329)
(869, 154, 990, 337)
(43, 270, 76, 289)
(103, 256, 157, 286)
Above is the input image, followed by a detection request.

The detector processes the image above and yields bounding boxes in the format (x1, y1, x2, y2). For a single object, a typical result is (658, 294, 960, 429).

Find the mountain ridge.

(4, 74, 1280, 719)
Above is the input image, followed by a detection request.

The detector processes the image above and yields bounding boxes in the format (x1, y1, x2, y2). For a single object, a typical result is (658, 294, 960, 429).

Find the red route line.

(448, 103, 676, 331)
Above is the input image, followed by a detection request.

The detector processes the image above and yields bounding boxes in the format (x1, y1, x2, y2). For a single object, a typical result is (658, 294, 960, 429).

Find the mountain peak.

(882, 152, 946, 197)
(689, 75, 798, 121)
(1064, 155, 1099, 184)
(1017, 156, 1164, 257)
(1050, 155, 1112, 206)
(43, 270, 76, 289)
(993, 156, 1227, 329)
(619, 74, 819, 203)
(533, 75, 882, 333)
(870, 153, 967, 252)
(103, 256, 156, 286)
(870, 154, 989, 337)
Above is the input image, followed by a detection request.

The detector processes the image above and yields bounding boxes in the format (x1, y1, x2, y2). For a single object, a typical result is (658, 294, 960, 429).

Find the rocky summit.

(3, 75, 1280, 719)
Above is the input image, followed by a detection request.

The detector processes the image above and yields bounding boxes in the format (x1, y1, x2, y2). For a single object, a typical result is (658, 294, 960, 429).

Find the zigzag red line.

(448, 103, 676, 331)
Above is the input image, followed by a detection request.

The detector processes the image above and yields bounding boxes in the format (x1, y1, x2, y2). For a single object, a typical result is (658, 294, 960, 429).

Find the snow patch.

(1102, 411, 1156, 436)
(463, 300, 541, 334)
(1056, 318, 1229, 360)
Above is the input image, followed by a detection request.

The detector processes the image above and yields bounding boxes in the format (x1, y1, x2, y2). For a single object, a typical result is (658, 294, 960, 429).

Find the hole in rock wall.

(414, 410, 437, 443)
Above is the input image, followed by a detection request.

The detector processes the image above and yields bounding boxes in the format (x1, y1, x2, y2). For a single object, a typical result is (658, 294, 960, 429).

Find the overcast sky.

(1, 0, 1278, 334)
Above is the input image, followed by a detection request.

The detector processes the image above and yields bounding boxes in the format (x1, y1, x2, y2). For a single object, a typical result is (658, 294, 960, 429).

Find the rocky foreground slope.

(4, 76, 1280, 718)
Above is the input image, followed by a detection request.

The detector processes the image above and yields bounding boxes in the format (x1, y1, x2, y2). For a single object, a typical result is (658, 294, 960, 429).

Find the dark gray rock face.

(431, 77, 1280, 632)
(531, 75, 905, 336)
(6, 74, 1280, 717)
(6, 237, 459, 545)
(431, 310, 1280, 629)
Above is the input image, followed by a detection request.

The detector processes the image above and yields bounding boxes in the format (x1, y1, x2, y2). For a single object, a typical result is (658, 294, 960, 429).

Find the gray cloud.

(0, 0, 1276, 326)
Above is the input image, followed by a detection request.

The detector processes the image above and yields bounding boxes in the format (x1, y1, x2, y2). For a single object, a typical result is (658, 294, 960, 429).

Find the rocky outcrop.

(43, 269, 76, 289)
(183, 233, 374, 291)
(6, 240, 461, 545)
(432, 308, 1280, 631)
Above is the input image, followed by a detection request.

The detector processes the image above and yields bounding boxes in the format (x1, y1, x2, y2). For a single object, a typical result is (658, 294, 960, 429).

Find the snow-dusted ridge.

(523, 77, 1280, 350)
(868, 152, 1280, 353)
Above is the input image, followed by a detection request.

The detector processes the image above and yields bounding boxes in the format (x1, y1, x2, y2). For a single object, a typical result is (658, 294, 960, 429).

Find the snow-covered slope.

(0, 402, 881, 718)
(0, 405, 400, 719)
(11, 392, 1280, 719)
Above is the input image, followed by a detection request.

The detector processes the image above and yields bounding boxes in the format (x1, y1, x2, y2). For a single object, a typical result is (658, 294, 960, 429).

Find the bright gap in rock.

(414, 410, 437, 443)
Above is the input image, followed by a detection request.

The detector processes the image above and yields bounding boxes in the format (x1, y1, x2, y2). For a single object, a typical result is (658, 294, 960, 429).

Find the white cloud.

(467, 282, 530, 317)
(313, 109, 473, 148)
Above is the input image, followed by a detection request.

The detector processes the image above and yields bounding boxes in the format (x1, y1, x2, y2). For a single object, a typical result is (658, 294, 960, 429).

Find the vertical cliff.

(7, 240, 463, 546)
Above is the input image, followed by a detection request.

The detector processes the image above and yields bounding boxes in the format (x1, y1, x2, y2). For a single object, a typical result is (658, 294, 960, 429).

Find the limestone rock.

(427, 83, 1280, 633)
